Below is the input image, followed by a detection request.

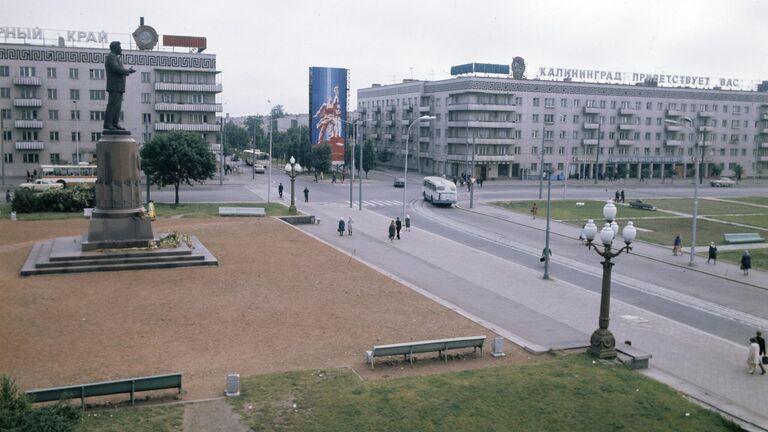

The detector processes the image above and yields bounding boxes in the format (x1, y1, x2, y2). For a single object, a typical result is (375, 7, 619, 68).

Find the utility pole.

(470, 132, 475, 209)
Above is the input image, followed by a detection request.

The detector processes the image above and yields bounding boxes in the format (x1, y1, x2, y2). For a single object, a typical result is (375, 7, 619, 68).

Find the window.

(0, 66, 9, 76)
(645, 117, 652, 126)
(723, 105, 728, 113)
(160, 113, 176, 123)
(70, 89, 80, 100)
(89, 90, 106, 100)
(20, 110, 38, 120)
(572, 115, 580, 123)
(3, 152, 12, 163)
(544, 114, 554, 124)
(141, 72, 151, 83)
(544, 98, 554, 108)
(572, 131, 579, 139)
(515, 97, 522, 106)
(70, 110, 80, 120)
(49, 131, 59, 141)
(23, 153, 40, 163)
(71, 132, 81, 142)
(559, 130, 566, 139)
(141, 93, 152, 104)
(90, 111, 104, 121)
(560, 98, 567, 108)
(20, 88, 37, 98)
(543, 130, 554, 140)
(533, 97, 540, 107)
(733, 105, 741, 114)
(532, 113, 539, 123)
(191, 94, 204, 103)
(599, 100, 606, 109)
(573, 99, 580, 107)
(49, 153, 61, 164)
(610, 101, 617, 109)
(89, 69, 105, 80)
(142, 113, 152, 123)
(91, 132, 101, 141)
(0, 88, 9, 98)
(47, 67, 57, 78)
(21, 131, 39, 140)
(20, 66, 36, 77)
(531, 146, 538, 155)
(1, 109, 11, 119)
(531, 130, 539, 139)
(47, 88, 57, 99)
(69, 68, 79, 79)
(646, 102, 652, 110)
(48, 109, 58, 120)
(731, 120, 739, 129)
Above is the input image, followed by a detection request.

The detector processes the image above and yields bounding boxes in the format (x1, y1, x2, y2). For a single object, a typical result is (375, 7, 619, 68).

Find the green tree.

(223, 123, 250, 155)
(363, 139, 376, 177)
(140, 131, 217, 205)
(733, 164, 744, 180)
(311, 143, 332, 175)
(377, 148, 393, 164)
(270, 104, 286, 119)
(1, 375, 80, 431)
(710, 164, 723, 177)
(244, 116, 267, 152)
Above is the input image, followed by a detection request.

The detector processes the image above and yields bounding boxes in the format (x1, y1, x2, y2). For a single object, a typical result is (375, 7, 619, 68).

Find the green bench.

(366, 336, 485, 370)
(723, 233, 765, 244)
(26, 373, 182, 409)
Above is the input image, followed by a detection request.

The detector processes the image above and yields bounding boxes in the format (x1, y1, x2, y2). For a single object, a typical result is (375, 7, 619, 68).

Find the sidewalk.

(298, 201, 768, 431)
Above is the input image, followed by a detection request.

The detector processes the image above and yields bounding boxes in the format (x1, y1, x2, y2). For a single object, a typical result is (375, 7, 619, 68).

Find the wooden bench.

(218, 207, 265, 217)
(723, 233, 765, 244)
(366, 336, 485, 370)
(616, 346, 652, 369)
(26, 373, 182, 409)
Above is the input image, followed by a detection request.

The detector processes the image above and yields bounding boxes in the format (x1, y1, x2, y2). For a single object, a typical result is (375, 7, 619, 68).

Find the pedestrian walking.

(579, 223, 587, 244)
(756, 331, 766, 368)
(540, 247, 552, 263)
(331, 173, 337, 184)
(673, 234, 682, 256)
(337, 218, 346, 236)
(26, 170, 31, 182)
(707, 242, 718, 264)
(395, 217, 402, 239)
(620, 190, 625, 203)
(347, 216, 353, 236)
(33, 169, 37, 179)
(405, 214, 411, 232)
(303, 186, 309, 202)
(615, 190, 620, 202)
(314, 172, 319, 182)
(388, 220, 396, 242)
(747, 337, 766, 375)
(741, 250, 752, 275)
(5, 189, 11, 203)
(278, 182, 284, 199)
(531, 202, 539, 220)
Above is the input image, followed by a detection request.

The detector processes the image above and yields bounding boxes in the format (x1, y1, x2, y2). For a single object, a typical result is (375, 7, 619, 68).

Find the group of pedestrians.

(747, 330, 766, 375)
(337, 216, 353, 236)
(387, 215, 411, 242)
(613, 190, 625, 203)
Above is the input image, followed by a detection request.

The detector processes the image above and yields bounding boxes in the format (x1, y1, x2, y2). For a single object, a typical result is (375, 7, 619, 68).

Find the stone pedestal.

(82, 131, 154, 251)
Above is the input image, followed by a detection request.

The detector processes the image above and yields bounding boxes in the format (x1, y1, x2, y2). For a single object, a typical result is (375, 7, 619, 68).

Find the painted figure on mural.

(314, 85, 341, 143)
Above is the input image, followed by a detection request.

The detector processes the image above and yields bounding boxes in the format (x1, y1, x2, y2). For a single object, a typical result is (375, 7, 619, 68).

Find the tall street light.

(593, 121, 601, 184)
(538, 125, 545, 199)
(284, 156, 302, 214)
(583, 201, 637, 359)
(1, 115, 5, 186)
(73, 100, 80, 164)
(402, 115, 436, 221)
(267, 100, 273, 204)
(543, 167, 552, 280)
(665, 117, 701, 266)
(358, 119, 365, 211)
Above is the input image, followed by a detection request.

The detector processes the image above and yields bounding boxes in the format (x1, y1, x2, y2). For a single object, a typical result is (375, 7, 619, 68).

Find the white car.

(710, 177, 736, 187)
(20, 179, 64, 191)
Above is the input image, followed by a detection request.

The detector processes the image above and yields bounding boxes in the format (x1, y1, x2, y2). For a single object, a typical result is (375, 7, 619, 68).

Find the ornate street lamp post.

(284, 156, 302, 214)
(583, 200, 637, 359)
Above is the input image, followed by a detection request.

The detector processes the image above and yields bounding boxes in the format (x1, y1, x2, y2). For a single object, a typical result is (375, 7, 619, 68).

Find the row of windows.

(4, 130, 103, 142)
(0, 87, 212, 105)
(527, 97, 754, 114)
(527, 129, 760, 143)
(2, 66, 215, 84)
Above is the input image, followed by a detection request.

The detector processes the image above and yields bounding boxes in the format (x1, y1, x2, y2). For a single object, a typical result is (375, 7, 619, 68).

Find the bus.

(242, 149, 270, 166)
(40, 164, 97, 187)
(422, 176, 457, 206)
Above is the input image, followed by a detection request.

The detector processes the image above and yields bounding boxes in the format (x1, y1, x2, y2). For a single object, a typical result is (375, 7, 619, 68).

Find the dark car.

(393, 177, 405, 187)
(628, 200, 656, 211)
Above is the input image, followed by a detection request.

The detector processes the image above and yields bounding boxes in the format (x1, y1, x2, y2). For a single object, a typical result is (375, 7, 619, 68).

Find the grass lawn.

(642, 198, 763, 216)
(0, 202, 291, 220)
(228, 354, 738, 432)
(492, 199, 659, 221)
(631, 218, 758, 247)
(717, 249, 768, 271)
(728, 197, 768, 206)
(713, 215, 768, 230)
(76, 404, 183, 432)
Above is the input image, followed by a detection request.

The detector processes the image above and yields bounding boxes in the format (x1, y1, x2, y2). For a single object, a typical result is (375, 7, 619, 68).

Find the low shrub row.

(12, 185, 95, 213)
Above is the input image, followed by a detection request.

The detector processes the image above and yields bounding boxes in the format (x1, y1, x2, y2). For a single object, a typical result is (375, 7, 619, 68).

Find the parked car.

(253, 164, 265, 174)
(20, 179, 64, 191)
(710, 177, 736, 187)
(393, 177, 405, 187)
(628, 200, 656, 211)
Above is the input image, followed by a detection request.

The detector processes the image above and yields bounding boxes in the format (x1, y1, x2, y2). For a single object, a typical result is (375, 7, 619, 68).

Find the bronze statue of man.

(103, 41, 135, 131)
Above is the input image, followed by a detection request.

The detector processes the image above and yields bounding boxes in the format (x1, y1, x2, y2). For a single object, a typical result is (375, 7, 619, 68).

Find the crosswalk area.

(346, 200, 403, 207)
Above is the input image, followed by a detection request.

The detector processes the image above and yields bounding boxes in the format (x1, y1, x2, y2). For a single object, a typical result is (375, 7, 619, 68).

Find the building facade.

(358, 77, 768, 180)
(0, 41, 221, 179)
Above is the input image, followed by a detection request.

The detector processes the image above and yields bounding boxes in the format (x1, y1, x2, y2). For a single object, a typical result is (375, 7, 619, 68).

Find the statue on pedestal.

(104, 41, 135, 131)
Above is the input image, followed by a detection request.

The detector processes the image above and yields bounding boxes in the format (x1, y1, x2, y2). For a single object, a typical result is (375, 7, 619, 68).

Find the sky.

(4, 0, 767, 116)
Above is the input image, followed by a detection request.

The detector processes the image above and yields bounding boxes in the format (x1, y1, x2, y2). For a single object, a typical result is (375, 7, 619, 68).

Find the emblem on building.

(132, 24, 158, 51)
(511, 57, 526, 79)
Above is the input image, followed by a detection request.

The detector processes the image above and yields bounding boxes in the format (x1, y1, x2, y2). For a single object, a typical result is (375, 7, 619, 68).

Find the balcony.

(761, 113, 768, 121)
(209, 143, 222, 153)
(419, 105, 431, 113)
(619, 108, 636, 116)
(666, 109, 683, 117)
(665, 125, 682, 132)
(760, 142, 768, 148)
(698, 126, 714, 133)
(386, 106, 396, 112)
(154, 123, 221, 132)
(403, 105, 413, 111)
(447, 120, 515, 129)
(154, 82, 222, 92)
(384, 120, 394, 126)
(583, 106, 600, 114)
(14, 119, 43, 129)
(618, 124, 636, 130)
(698, 111, 714, 118)
(617, 139, 635, 146)
(419, 136, 430, 143)
(154, 103, 222, 112)
(383, 134, 393, 140)
(761, 128, 768, 135)
(13, 98, 42, 107)
(582, 123, 600, 130)
(368, 133, 379, 139)
(448, 103, 517, 112)
(15, 141, 45, 151)
(12, 76, 42, 86)
(445, 154, 515, 163)
(760, 156, 768, 162)
(582, 139, 598, 146)
(665, 140, 682, 146)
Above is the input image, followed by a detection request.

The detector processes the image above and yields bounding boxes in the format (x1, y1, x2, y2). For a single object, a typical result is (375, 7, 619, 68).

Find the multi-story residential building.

(358, 76, 768, 180)
(0, 34, 221, 179)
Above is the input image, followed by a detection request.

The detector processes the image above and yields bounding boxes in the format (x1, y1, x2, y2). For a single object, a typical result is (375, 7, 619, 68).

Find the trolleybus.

(422, 176, 457, 206)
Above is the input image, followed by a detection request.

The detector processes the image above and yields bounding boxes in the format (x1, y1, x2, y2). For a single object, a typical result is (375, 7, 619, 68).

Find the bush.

(11, 185, 95, 213)
(0, 375, 81, 432)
